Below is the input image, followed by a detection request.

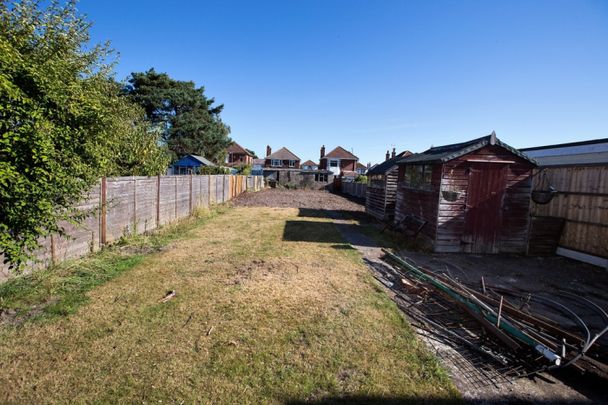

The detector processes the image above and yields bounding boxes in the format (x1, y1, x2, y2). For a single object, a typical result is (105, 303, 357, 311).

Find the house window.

(403, 164, 433, 189)
(289, 160, 296, 167)
(315, 173, 328, 182)
(272, 159, 282, 167)
(329, 160, 338, 167)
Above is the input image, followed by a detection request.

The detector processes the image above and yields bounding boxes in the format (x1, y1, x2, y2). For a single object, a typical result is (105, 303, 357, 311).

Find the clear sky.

(79, 0, 608, 165)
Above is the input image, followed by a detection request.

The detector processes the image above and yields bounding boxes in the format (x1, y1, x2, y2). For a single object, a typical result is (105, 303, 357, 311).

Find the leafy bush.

(355, 175, 368, 183)
(233, 164, 252, 175)
(198, 166, 230, 175)
(0, 0, 169, 269)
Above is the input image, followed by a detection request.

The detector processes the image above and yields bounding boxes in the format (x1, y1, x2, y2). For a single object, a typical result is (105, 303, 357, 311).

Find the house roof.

(253, 158, 265, 165)
(265, 147, 300, 161)
(397, 132, 537, 166)
(322, 146, 358, 160)
(190, 155, 216, 166)
(368, 151, 413, 175)
(227, 142, 253, 156)
(520, 138, 608, 167)
(356, 162, 367, 169)
(302, 160, 318, 166)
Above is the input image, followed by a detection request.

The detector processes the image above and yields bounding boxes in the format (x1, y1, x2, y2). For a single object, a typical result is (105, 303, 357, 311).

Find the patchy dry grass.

(0, 206, 458, 403)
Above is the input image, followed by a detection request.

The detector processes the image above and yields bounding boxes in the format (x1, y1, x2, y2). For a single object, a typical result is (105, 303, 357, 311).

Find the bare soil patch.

(233, 188, 365, 212)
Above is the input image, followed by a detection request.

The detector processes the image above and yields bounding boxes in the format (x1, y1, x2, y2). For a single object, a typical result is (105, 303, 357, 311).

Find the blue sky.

(79, 0, 608, 165)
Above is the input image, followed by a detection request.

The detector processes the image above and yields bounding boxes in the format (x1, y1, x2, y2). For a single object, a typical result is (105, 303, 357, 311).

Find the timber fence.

(1, 175, 264, 280)
(341, 182, 367, 199)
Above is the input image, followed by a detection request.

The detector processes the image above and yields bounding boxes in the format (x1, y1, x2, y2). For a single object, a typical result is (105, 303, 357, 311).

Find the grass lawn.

(0, 205, 459, 403)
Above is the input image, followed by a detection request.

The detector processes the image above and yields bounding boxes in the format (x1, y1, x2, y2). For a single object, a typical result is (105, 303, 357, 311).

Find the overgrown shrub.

(198, 166, 230, 175)
(0, 0, 169, 269)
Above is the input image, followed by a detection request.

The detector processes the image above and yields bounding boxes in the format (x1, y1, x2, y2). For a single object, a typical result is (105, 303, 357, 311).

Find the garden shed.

(172, 155, 216, 174)
(366, 149, 412, 221)
(394, 132, 537, 254)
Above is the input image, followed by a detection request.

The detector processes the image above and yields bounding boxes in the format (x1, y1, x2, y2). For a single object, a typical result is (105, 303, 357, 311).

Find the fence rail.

(341, 182, 367, 199)
(1, 175, 264, 281)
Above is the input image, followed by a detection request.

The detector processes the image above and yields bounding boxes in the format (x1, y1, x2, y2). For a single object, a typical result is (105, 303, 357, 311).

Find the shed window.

(404, 164, 433, 189)
(272, 159, 282, 167)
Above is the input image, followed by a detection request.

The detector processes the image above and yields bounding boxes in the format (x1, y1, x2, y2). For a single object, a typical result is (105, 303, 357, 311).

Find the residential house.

(263, 146, 301, 169)
(172, 154, 216, 174)
(252, 158, 265, 175)
(318, 146, 359, 177)
(395, 132, 536, 254)
(226, 142, 254, 166)
(301, 160, 319, 171)
(366, 148, 412, 222)
(356, 162, 368, 175)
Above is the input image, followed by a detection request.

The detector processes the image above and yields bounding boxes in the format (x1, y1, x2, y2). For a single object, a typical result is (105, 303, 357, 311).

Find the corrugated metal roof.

(397, 132, 537, 166)
(520, 138, 608, 166)
(190, 155, 216, 166)
(526, 152, 608, 166)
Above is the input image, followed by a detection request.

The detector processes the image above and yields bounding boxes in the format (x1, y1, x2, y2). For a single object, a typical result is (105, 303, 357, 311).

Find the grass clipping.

(0, 206, 458, 403)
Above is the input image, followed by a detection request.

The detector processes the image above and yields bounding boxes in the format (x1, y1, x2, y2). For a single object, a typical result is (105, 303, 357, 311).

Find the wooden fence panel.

(1, 175, 264, 281)
(159, 176, 176, 226)
(105, 178, 136, 243)
(135, 177, 158, 234)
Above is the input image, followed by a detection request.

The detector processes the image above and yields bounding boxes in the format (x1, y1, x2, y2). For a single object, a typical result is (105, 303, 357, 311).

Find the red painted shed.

(394, 132, 537, 254)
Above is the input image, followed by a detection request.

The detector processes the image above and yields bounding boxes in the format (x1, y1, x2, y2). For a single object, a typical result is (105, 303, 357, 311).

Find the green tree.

(0, 0, 169, 269)
(124, 69, 232, 163)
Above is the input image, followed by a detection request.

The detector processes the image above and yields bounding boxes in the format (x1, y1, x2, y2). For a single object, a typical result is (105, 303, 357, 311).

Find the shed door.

(463, 163, 508, 254)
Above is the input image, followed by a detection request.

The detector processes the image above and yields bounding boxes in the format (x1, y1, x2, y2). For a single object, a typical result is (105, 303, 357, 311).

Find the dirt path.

(234, 188, 607, 404)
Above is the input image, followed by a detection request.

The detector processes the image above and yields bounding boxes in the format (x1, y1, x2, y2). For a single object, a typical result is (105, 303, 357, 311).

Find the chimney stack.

(320, 145, 325, 159)
(266, 145, 271, 157)
(391, 148, 396, 159)
(385, 150, 390, 161)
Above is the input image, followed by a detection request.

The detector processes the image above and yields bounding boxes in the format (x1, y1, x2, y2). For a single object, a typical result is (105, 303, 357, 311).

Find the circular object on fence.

(531, 190, 555, 205)
(441, 190, 460, 202)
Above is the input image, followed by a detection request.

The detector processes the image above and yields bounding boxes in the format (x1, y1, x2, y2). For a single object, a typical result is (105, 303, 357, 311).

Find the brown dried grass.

(0, 206, 458, 403)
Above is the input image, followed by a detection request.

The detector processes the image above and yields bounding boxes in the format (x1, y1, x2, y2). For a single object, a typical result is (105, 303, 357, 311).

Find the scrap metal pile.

(380, 249, 608, 384)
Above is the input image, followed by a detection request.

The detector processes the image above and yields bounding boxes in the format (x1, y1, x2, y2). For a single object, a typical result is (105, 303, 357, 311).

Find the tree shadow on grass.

(282, 220, 378, 247)
(298, 208, 369, 222)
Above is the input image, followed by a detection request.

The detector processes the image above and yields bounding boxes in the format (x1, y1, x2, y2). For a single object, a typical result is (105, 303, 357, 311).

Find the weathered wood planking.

(1, 175, 264, 281)
(366, 169, 399, 221)
(530, 164, 608, 258)
(396, 144, 535, 253)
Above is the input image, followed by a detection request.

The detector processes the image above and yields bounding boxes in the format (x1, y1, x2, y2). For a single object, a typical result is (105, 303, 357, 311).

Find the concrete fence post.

(100, 176, 107, 246)
(189, 173, 193, 214)
(133, 177, 137, 232)
(156, 175, 161, 227)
